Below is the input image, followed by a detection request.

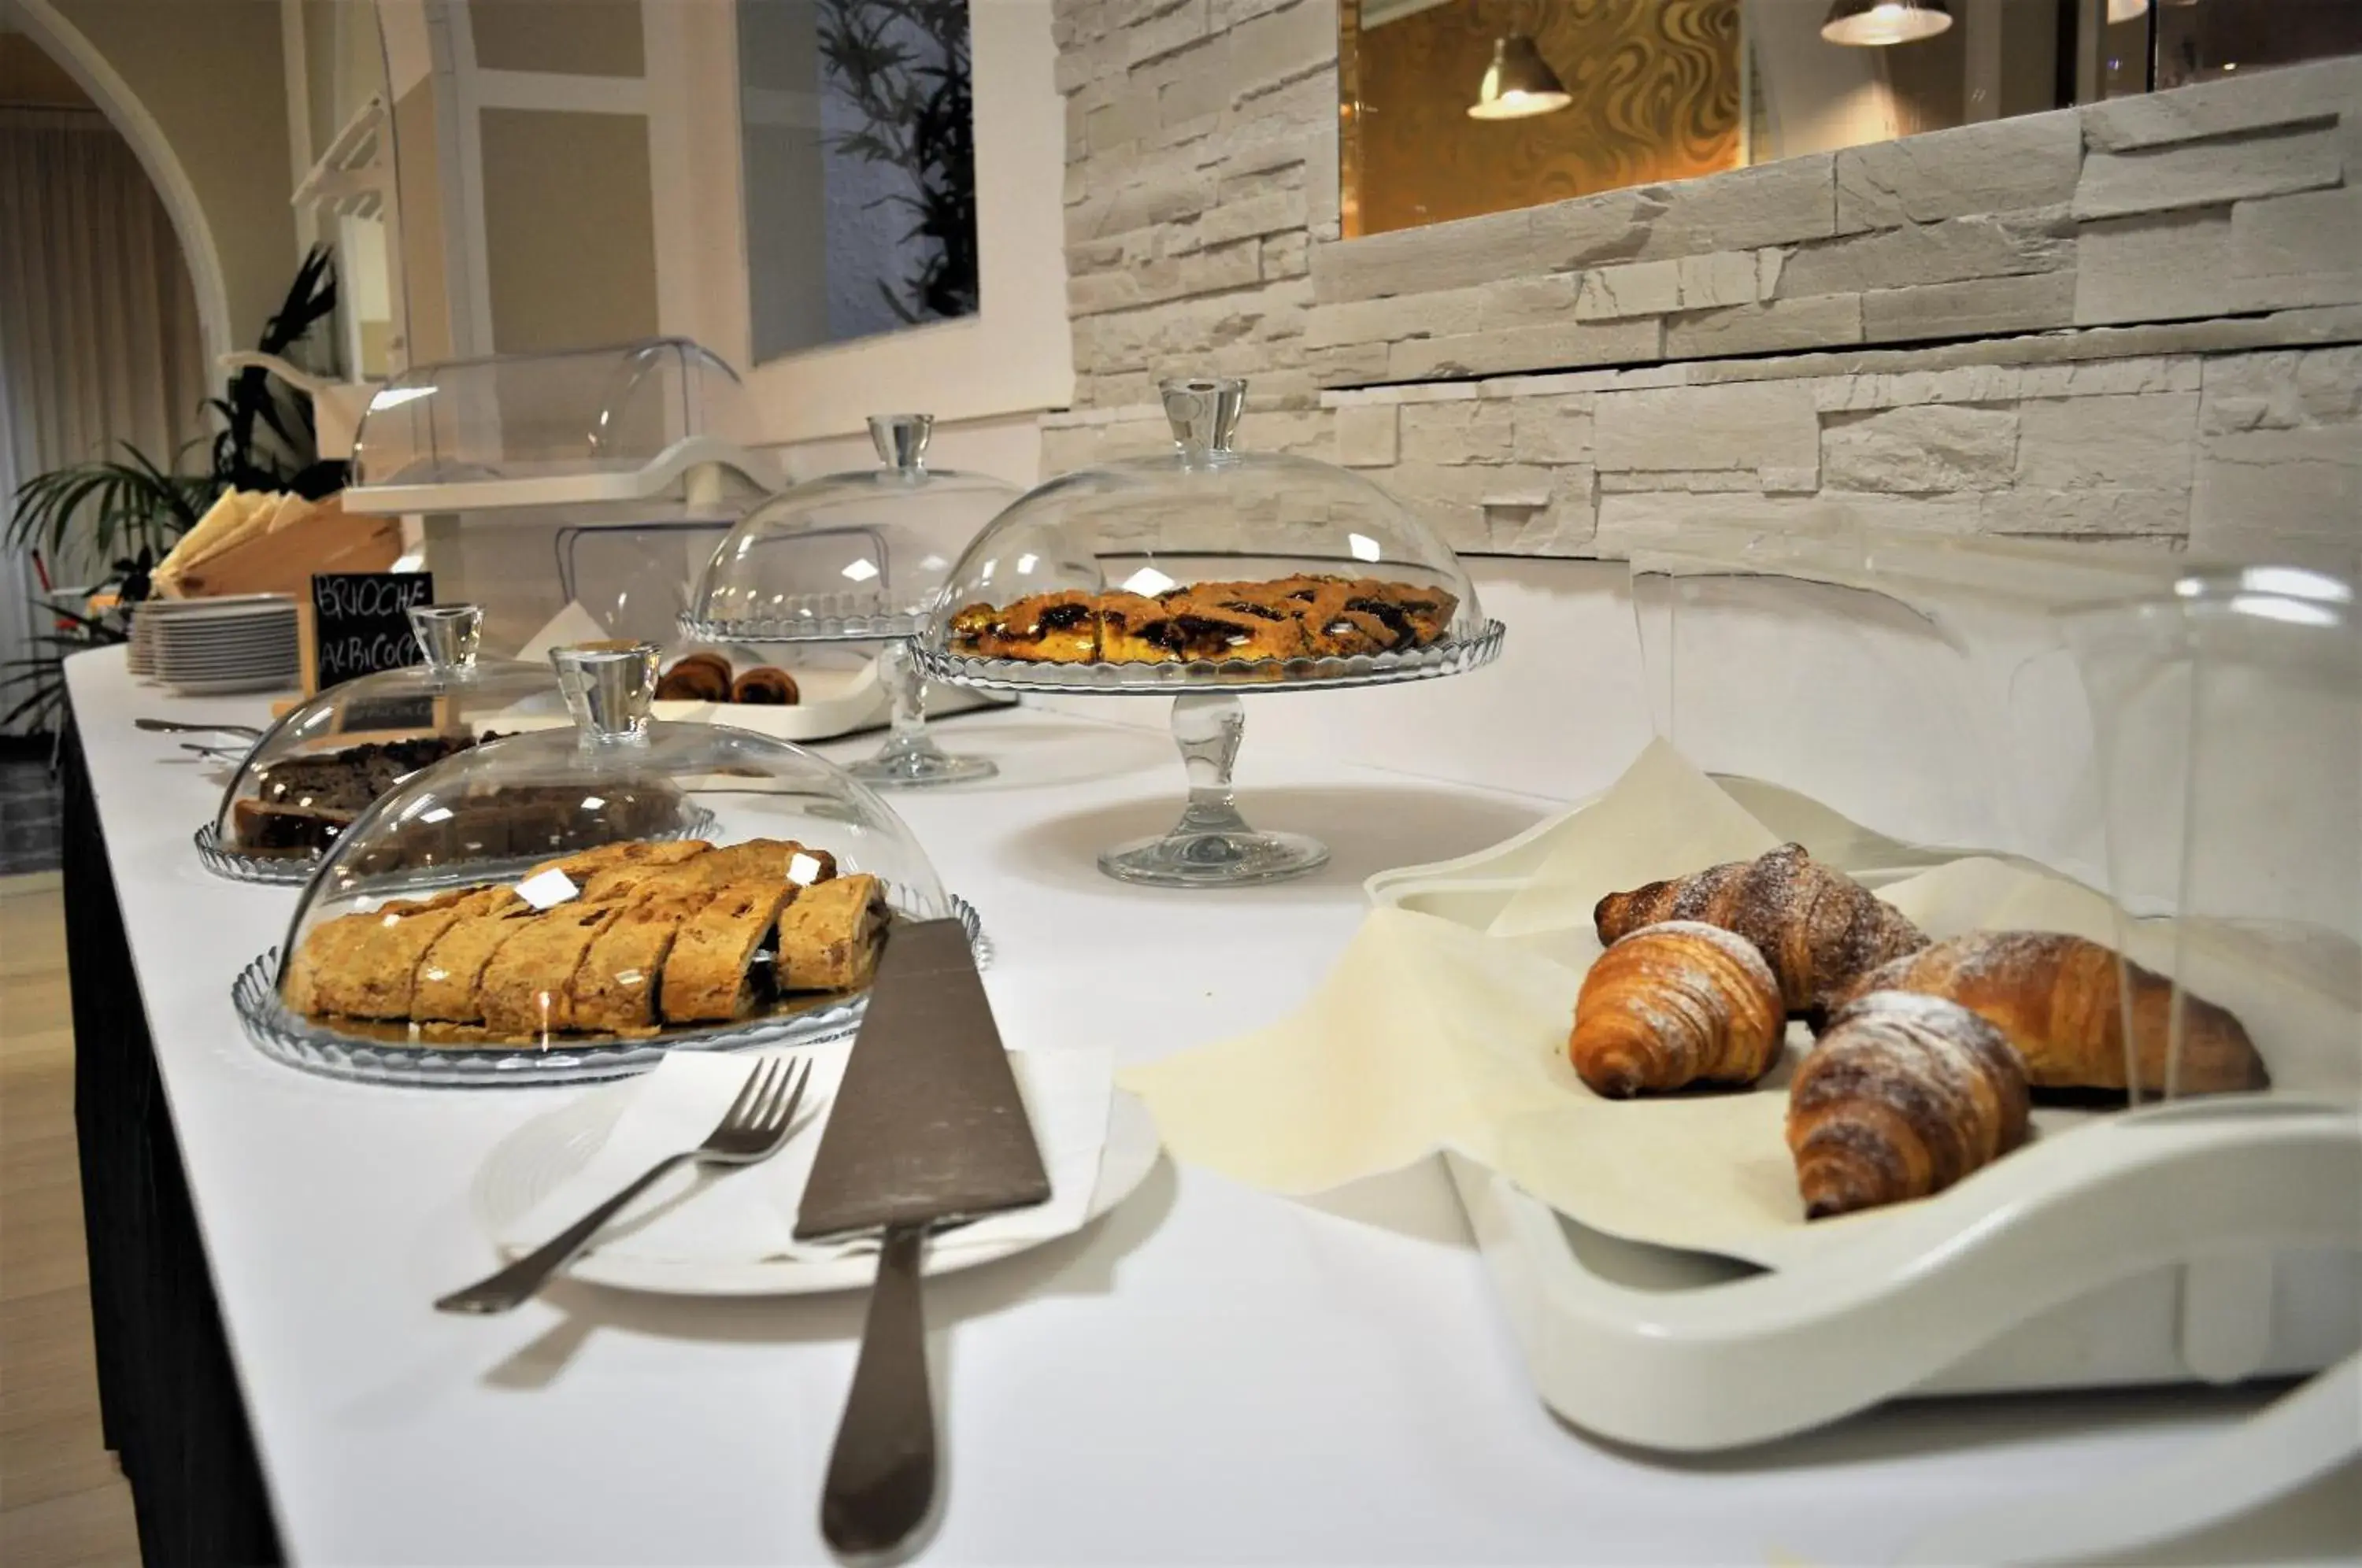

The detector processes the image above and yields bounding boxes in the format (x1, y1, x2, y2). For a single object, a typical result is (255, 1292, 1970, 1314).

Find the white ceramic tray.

(1366, 776, 2362, 1455)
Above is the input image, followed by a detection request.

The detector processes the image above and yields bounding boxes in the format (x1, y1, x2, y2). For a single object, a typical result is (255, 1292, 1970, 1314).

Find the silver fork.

(436, 1056, 814, 1315)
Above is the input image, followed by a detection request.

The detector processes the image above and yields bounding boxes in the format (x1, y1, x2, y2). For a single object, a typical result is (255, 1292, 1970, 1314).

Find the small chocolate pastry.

(731, 666, 800, 705)
(657, 656, 733, 702)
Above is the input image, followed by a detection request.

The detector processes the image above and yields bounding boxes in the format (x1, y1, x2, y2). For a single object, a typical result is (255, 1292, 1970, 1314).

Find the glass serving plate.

(233, 640, 980, 1086)
(682, 413, 1020, 788)
(915, 377, 1506, 886)
(194, 605, 572, 884)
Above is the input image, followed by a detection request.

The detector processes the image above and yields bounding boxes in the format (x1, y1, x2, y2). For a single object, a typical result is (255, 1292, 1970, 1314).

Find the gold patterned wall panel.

(1343, 0, 1742, 239)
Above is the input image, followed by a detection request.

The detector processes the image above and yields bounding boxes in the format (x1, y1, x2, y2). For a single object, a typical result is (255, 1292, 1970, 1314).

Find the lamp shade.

(1821, 0, 1953, 46)
(1468, 34, 1572, 120)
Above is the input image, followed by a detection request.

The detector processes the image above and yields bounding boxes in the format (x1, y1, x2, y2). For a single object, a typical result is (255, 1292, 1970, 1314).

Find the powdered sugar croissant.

(1569, 921, 1785, 1097)
(1594, 844, 1927, 1018)
(1788, 990, 2031, 1219)
(1839, 931, 2267, 1096)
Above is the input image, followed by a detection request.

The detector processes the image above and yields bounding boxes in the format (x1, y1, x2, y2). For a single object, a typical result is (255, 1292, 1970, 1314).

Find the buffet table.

(58, 644, 2325, 1565)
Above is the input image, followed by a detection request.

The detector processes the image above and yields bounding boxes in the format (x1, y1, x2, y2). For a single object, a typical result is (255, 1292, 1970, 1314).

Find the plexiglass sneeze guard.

(344, 338, 780, 520)
(916, 375, 1505, 887)
(683, 412, 1021, 789)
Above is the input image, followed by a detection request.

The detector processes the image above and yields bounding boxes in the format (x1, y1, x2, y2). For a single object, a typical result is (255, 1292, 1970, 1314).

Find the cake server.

(795, 918, 1050, 1556)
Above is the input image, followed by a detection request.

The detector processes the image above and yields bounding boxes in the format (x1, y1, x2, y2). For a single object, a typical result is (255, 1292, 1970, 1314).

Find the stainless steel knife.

(796, 918, 1050, 1556)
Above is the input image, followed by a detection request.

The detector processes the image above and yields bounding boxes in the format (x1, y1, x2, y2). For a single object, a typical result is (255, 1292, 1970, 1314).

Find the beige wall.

(49, 0, 297, 349)
(481, 106, 660, 354)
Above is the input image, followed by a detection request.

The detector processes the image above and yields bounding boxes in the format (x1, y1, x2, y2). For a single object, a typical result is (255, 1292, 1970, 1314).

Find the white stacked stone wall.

(1049, 4, 2361, 571)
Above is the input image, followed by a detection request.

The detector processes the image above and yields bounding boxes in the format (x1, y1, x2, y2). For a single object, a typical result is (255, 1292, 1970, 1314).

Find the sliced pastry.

(412, 891, 537, 1023)
(576, 841, 716, 900)
(479, 901, 628, 1038)
(970, 591, 1100, 662)
(661, 880, 793, 1023)
(776, 873, 890, 993)
(1098, 592, 1177, 664)
(309, 890, 480, 1019)
(570, 889, 714, 1033)
(661, 837, 839, 890)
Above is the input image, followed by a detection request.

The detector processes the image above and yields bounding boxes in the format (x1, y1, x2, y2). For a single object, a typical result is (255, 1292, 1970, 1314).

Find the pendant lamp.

(1820, 0, 1953, 46)
(1468, 33, 1572, 120)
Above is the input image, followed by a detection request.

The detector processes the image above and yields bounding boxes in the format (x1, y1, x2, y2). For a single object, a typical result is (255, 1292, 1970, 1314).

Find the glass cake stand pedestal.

(915, 627, 1506, 887)
(681, 413, 1014, 790)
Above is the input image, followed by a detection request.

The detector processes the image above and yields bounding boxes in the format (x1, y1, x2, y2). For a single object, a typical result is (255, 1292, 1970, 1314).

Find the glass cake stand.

(914, 376, 1506, 888)
(681, 413, 1020, 788)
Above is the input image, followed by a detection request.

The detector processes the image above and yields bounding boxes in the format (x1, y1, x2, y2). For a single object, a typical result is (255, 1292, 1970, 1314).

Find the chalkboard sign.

(302, 571, 434, 693)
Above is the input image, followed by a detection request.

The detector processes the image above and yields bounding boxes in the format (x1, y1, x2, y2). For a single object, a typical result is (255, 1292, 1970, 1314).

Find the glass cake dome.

(198, 605, 571, 884)
(235, 641, 972, 1085)
(683, 412, 1020, 787)
(914, 376, 1497, 686)
(916, 376, 1505, 889)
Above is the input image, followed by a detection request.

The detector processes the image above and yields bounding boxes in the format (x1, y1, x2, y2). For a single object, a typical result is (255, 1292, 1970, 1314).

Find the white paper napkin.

(502, 1045, 1113, 1267)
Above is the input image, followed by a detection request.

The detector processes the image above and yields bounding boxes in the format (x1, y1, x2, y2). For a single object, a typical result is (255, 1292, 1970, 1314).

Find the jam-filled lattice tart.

(946, 575, 1457, 664)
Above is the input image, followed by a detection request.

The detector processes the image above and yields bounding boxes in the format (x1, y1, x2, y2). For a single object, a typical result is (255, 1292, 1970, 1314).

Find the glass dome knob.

(1162, 375, 1246, 461)
(551, 641, 658, 744)
(868, 412, 933, 473)
(408, 604, 483, 671)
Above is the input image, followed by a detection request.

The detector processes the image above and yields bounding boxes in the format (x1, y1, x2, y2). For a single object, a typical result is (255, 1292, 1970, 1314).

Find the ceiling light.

(2105, 0, 2148, 20)
(1468, 34, 1571, 120)
(1821, 0, 1953, 46)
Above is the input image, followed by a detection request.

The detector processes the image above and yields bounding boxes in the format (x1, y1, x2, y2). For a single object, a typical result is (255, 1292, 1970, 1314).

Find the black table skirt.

(63, 716, 283, 1565)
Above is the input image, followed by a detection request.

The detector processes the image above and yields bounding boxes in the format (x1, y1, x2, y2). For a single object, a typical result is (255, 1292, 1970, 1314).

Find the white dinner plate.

(140, 593, 296, 617)
(470, 1083, 1163, 1296)
(165, 671, 299, 695)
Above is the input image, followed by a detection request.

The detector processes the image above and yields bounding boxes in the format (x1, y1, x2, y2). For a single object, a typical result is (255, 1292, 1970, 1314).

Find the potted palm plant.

(2, 247, 349, 735)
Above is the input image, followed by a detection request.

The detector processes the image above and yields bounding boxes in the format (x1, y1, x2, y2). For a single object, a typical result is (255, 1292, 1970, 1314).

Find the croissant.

(1569, 921, 1785, 1097)
(1788, 991, 2031, 1219)
(1840, 931, 2268, 1096)
(1594, 844, 1927, 1018)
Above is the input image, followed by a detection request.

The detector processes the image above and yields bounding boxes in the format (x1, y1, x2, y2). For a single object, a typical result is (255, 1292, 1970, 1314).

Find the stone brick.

(1664, 294, 1864, 358)
(1978, 488, 2189, 537)
(1198, 173, 1309, 248)
(2192, 426, 2361, 575)
(1212, 0, 1305, 24)
(2228, 187, 2362, 313)
(1399, 400, 1513, 464)
(1308, 288, 1485, 347)
(1592, 492, 1982, 557)
(2080, 57, 2361, 152)
(1779, 208, 2075, 298)
(1637, 154, 1839, 258)
(1821, 403, 2019, 493)
(1597, 469, 1765, 494)
(1311, 206, 1552, 303)
(1263, 231, 1310, 279)
(1305, 342, 1390, 385)
(1075, 167, 1216, 238)
(1596, 382, 1820, 475)
(1087, 92, 1157, 154)
(1472, 274, 1576, 329)
(1835, 110, 2082, 230)
(1861, 272, 2076, 343)
(1575, 261, 1681, 321)
(1527, 187, 1660, 270)
(2074, 209, 2236, 326)
(1127, 0, 1210, 66)
(1227, 0, 1336, 96)
(1334, 402, 1397, 468)
(1677, 251, 1760, 310)
(2073, 125, 2345, 222)
(2201, 346, 2362, 429)
(1156, 43, 1235, 128)
(1386, 318, 1662, 380)
(1511, 395, 1594, 464)
(2015, 393, 2200, 494)
(1067, 239, 1263, 316)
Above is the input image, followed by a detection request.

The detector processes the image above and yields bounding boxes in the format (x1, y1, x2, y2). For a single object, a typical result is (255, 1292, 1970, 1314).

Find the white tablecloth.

(62, 646, 2345, 1565)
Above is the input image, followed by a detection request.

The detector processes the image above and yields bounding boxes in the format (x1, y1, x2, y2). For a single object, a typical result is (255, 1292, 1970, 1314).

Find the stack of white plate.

(125, 604, 157, 676)
(146, 594, 301, 695)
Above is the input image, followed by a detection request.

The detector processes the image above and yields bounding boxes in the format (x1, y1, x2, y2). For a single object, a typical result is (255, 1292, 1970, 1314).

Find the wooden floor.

(1, 873, 140, 1565)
